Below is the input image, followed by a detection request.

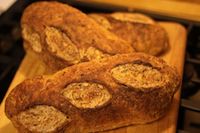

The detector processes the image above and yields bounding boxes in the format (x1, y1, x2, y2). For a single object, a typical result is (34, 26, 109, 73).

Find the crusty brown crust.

(89, 12, 169, 56)
(21, 2, 135, 72)
(5, 53, 180, 133)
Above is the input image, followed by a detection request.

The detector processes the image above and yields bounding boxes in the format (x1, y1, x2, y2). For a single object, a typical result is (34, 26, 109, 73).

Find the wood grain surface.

(76, 0, 200, 23)
(0, 22, 187, 133)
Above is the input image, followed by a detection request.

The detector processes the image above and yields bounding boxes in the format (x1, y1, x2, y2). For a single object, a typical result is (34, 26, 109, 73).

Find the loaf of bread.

(21, 2, 135, 72)
(5, 53, 180, 133)
(89, 12, 169, 56)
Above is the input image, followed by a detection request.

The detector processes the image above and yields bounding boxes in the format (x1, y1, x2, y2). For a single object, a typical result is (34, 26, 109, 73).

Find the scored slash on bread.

(89, 12, 169, 56)
(21, 1, 135, 72)
(5, 53, 180, 133)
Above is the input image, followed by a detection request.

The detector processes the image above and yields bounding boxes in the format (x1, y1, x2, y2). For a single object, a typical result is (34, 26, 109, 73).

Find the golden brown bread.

(89, 12, 169, 56)
(5, 53, 180, 133)
(21, 2, 135, 72)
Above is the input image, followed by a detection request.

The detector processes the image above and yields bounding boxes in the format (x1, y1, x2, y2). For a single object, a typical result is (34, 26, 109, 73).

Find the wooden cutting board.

(76, 0, 200, 23)
(0, 22, 187, 133)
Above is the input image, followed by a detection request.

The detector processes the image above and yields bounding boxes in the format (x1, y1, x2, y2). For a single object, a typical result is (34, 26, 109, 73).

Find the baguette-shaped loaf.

(21, 2, 135, 72)
(5, 53, 180, 133)
(89, 12, 169, 56)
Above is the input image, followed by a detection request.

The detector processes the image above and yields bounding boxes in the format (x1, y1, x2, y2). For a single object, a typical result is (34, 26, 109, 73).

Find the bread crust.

(21, 2, 135, 72)
(89, 12, 169, 56)
(5, 53, 180, 133)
